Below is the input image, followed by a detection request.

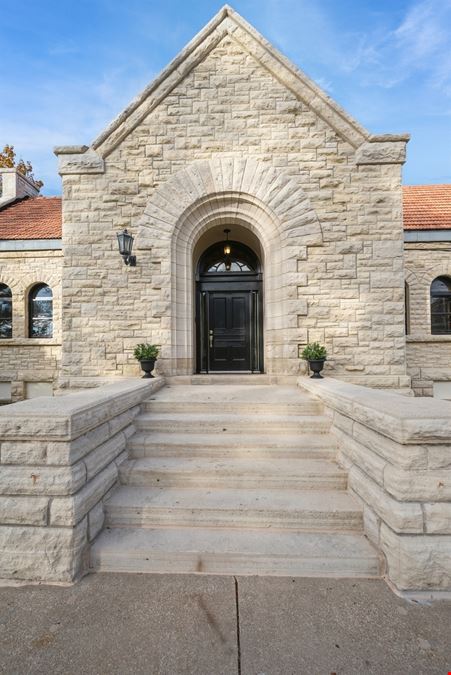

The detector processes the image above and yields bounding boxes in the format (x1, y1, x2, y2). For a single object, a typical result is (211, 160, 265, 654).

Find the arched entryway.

(136, 157, 323, 375)
(196, 233, 263, 373)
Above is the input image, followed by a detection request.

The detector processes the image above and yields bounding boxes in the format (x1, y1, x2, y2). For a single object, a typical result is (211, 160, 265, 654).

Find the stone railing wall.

(299, 377, 451, 593)
(0, 377, 163, 582)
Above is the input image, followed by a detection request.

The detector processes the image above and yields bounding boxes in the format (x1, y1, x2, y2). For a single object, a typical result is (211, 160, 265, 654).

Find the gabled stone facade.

(55, 6, 410, 389)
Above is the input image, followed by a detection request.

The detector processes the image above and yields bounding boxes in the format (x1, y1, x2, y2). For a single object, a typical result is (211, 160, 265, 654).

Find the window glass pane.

(431, 277, 451, 293)
(33, 298, 52, 318)
(34, 286, 52, 299)
(0, 285, 12, 338)
(0, 298, 12, 319)
(30, 319, 53, 338)
(432, 316, 446, 333)
(207, 259, 253, 273)
(0, 285, 11, 298)
(431, 297, 446, 312)
(0, 320, 12, 338)
(431, 278, 451, 334)
(29, 285, 53, 338)
(207, 261, 227, 272)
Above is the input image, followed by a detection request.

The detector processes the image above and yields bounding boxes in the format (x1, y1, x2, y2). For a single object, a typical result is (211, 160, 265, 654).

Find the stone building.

(0, 7, 450, 593)
(403, 185, 451, 396)
(0, 6, 450, 399)
(0, 173, 62, 402)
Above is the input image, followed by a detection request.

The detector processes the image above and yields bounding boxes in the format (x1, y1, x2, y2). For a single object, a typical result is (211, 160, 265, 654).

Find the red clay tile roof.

(0, 196, 62, 240)
(403, 184, 451, 230)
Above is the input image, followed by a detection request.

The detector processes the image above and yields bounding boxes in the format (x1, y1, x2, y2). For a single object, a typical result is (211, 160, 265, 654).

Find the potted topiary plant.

(301, 342, 327, 379)
(133, 343, 160, 378)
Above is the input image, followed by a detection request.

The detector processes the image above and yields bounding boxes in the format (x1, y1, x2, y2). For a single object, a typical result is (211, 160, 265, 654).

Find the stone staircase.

(91, 382, 381, 578)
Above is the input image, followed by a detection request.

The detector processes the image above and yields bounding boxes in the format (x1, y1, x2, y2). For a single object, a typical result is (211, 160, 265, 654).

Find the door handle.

(209, 330, 213, 348)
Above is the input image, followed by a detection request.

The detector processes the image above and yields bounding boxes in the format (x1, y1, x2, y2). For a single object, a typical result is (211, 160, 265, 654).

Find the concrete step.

(91, 527, 381, 578)
(135, 413, 330, 435)
(166, 375, 298, 385)
(127, 431, 336, 460)
(145, 384, 321, 415)
(142, 399, 322, 415)
(104, 486, 361, 530)
(119, 457, 347, 490)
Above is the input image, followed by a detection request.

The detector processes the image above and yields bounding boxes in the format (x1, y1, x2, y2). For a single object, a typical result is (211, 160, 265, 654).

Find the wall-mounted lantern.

(116, 228, 136, 266)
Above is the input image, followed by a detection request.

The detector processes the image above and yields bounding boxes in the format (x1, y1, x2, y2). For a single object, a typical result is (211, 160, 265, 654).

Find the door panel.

(209, 292, 250, 371)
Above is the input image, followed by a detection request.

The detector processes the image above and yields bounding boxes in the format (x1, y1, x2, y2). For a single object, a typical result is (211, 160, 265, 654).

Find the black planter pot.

(139, 358, 156, 378)
(308, 358, 325, 379)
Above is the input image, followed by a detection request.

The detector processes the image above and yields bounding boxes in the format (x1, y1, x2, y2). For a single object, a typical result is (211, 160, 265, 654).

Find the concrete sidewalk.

(0, 574, 450, 675)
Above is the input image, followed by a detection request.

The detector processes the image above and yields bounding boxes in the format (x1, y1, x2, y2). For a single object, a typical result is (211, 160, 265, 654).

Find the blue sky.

(1, 0, 450, 194)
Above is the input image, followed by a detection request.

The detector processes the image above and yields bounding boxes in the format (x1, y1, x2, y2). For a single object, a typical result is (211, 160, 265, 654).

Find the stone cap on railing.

(0, 378, 163, 441)
(298, 377, 451, 445)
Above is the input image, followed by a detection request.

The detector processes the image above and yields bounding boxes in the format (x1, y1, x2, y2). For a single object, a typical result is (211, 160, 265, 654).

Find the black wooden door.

(208, 292, 251, 371)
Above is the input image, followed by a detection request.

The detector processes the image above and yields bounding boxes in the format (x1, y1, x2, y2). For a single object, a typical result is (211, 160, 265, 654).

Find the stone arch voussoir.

(136, 157, 323, 248)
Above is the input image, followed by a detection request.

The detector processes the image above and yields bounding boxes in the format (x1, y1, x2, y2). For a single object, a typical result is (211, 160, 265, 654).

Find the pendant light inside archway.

(223, 229, 231, 255)
(223, 229, 232, 271)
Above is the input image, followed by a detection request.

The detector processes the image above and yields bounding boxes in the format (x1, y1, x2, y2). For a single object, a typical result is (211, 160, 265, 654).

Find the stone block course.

(380, 524, 451, 591)
(0, 520, 88, 582)
(299, 376, 451, 592)
(50, 463, 118, 527)
(0, 495, 49, 526)
(0, 377, 164, 582)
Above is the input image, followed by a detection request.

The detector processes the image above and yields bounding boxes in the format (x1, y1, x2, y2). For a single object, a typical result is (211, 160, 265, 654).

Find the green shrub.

(133, 343, 160, 361)
(301, 342, 327, 360)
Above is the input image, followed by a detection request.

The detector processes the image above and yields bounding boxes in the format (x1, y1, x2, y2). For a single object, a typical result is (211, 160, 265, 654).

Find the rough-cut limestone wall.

(0, 378, 162, 582)
(59, 34, 408, 387)
(405, 242, 451, 395)
(300, 377, 451, 593)
(0, 250, 62, 401)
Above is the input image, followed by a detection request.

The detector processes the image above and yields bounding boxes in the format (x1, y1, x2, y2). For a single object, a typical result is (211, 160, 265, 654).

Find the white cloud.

(394, 0, 450, 59)
(257, 0, 451, 95)
(0, 65, 155, 193)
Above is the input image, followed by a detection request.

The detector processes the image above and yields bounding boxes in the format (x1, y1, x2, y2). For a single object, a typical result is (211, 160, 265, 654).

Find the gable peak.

(89, 5, 376, 156)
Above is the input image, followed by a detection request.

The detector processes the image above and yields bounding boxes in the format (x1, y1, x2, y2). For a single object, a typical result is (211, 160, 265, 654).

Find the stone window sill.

(406, 335, 451, 343)
(0, 339, 62, 346)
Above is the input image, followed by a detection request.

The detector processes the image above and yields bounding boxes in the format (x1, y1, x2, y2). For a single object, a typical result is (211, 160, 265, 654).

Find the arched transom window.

(198, 240, 260, 277)
(431, 276, 451, 334)
(0, 284, 12, 338)
(207, 259, 254, 273)
(29, 284, 53, 338)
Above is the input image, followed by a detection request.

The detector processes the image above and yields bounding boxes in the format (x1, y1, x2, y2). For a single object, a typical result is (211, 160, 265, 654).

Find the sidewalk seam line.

(234, 575, 241, 675)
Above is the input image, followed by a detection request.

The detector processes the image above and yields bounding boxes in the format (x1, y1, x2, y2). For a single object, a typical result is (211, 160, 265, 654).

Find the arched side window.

(404, 281, 410, 335)
(431, 276, 451, 335)
(29, 284, 53, 338)
(0, 284, 12, 338)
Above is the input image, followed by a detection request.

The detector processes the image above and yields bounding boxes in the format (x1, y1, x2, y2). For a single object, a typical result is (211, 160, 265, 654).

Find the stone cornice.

(356, 138, 409, 165)
(55, 148, 105, 176)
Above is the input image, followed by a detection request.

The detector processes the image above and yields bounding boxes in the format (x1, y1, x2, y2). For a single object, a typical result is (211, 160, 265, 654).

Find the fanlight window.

(431, 276, 451, 335)
(207, 259, 253, 273)
(0, 284, 12, 338)
(29, 284, 53, 338)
